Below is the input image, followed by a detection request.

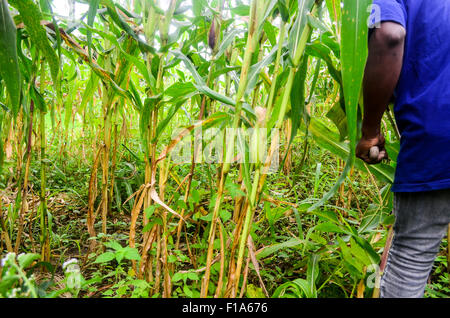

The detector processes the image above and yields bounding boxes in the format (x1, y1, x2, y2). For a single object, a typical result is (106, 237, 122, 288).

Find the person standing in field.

(356, 0, 450, 297)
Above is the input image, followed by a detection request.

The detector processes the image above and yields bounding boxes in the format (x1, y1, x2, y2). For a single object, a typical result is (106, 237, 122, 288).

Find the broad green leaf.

(292, 278, 314, 298)
(257, 238, 304, 259)
(305, 42, 341, 84)
(104, 241, 123, 251)
(309, 209, 340, 224)
(164, 82, 197, 98)
(314, 222, 351, 235)
(288, 0, 314, 65)
(124, 247, 141, 261)
(337, 236, 364, 276)
(172, 272, 184, 282)
(306, 254, 320, 297)
(80, 72, 99, 112)
(30, 85, 46, 113)
(326, 101, 348, 140)
(10, 0, 59, 85)
(272, 278, 312, 298)
(245, 45, 279, 96)
(216, 29, 242, 59)
(0, 112, 3, 171)
(231, 4, 250, 16)
(153, 98, 188, 142)
(309, 118, 395, 184)
(172, 50, 205, 86)
(87, 0, 101, 60)
(139, 96, 160, 155)
(94, 252, 115, 263)
(341, 0, 372, 156)
(263, 21, 277, 47)
(17, 253, 40, 268)
(349, 237, 372, 266)
(325, 0, 342, 25)
(277, 0, 289, 22)
(0, 0, 21, 115)
(287, 54, 308, 148)
(187, 272, 199, 281)
(101, 0, 155, 54)
(309, 0, 382, 213)
(115, 250, 125, 263)
(307, 14, 331, 33)
(195, 84, 235, 106)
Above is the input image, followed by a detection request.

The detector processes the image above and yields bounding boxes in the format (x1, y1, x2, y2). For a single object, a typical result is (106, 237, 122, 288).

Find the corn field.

(0, 0, 448, 299)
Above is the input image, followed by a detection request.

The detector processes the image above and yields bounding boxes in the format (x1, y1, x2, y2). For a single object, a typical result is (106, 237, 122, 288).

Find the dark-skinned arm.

(356, 22, 406, 164)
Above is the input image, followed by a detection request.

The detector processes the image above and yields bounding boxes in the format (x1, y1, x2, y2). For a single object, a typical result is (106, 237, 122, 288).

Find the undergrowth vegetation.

(0, 0, 448, 298)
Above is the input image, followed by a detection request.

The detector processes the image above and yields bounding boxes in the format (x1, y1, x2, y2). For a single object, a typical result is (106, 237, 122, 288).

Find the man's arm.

(356, 22, 406, 164)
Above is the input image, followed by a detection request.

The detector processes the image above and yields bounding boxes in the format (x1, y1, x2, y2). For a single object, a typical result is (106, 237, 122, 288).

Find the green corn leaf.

(216, 29, 242, 60)
(263, 21, 277, 47)
(80, 72, 99, 113)
(210, 66, 240, 82)
(231, 4, 250, 17)
(64, 81, 78, 129)
(325, 0, 342, 25)
(172, 50, 206, 86)
(326, 101, 348, 140)
(277, 0, 289, 22)
(139, 96, 160, 156)
(257, 237, 304, 259)
(10, 0, 59, 86)
(43, 0, 62, 78)
(127, 77, 143, 111)
(245, 44, 279, 96)
(83, 23, 156, 88)
(306, 254, 320, 298)
(306, 58, 322, 104)
(0, 111, 4, 172)
(164, 82, 197, 99)
(174, 50, 239, 107)
(288, 0, 314, 66)
(341, 0, 372, 156)
(314, 222, 352, 235)
(307, 14, 331, 33)
(195, 84, 235, 106)
(30, 85, 46, 113)
(305, 42, 341, 84)
(0, 0, 21, 116)
(288, 54, 308, 147)
(308, 118, 395, 184)
(87, 0, 101, 60)
(272, 278, 313, 298)
(308, 0, 373, 211)
(153, 99, 188, 142)
(101, 0, 155, 55)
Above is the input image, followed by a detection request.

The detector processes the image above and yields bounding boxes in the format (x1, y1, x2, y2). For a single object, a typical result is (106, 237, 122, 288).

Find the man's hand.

(356, 133, 389, 164)
(357, 22, 405, 165)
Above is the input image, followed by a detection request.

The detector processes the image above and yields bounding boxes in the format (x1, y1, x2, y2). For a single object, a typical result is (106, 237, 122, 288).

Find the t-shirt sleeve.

(370, 0, 407, 28)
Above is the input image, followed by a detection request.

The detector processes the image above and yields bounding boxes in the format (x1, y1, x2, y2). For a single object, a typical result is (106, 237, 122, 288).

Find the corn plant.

(0, 0, 416, 299)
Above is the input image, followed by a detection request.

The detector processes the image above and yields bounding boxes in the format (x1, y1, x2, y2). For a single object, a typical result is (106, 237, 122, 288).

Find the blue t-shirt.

(371, 0, 450, 192)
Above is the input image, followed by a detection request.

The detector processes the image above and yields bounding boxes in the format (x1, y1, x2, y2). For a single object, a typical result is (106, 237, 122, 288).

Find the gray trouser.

(380, 190, 450, 298)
